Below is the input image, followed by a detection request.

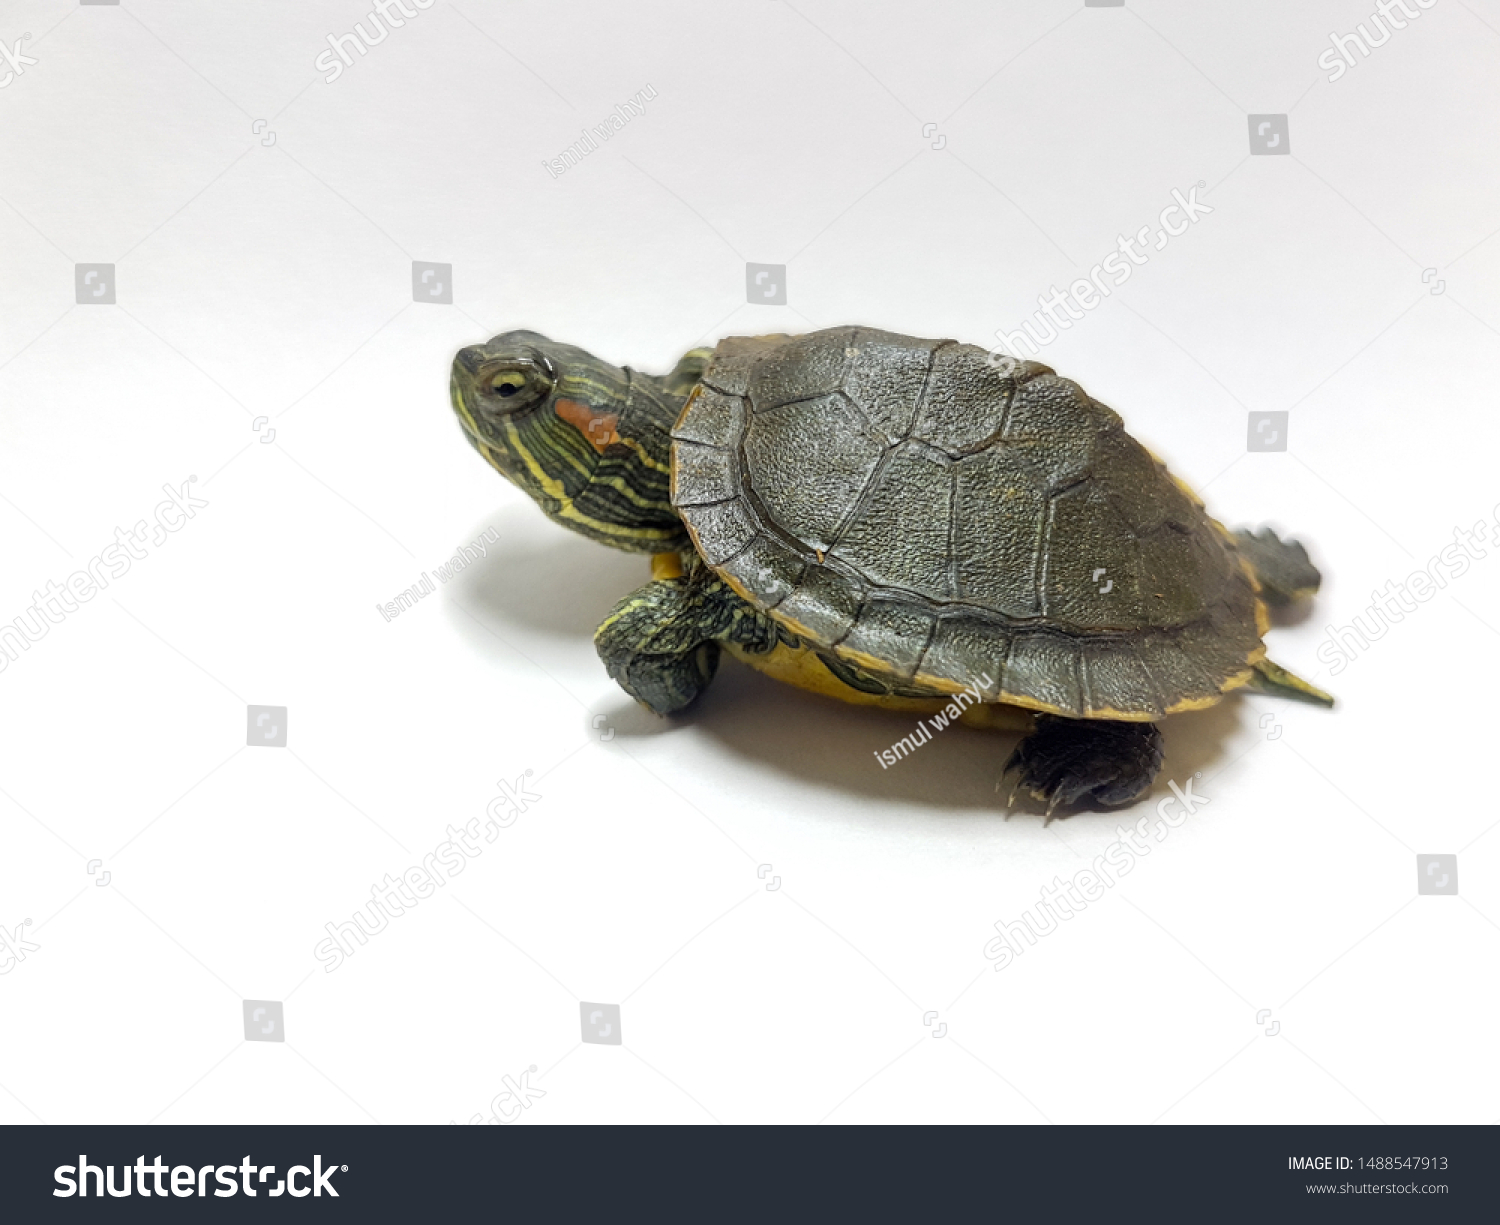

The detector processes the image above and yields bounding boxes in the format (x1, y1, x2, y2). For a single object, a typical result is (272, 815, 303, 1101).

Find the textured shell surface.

(670, 326, 1264, 719)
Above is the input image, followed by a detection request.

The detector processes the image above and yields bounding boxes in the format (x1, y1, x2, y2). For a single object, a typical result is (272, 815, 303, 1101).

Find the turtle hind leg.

(1232, 525, 1322, 605)
(1003, 716, 1164, 818)
(594, 564, 780, 716)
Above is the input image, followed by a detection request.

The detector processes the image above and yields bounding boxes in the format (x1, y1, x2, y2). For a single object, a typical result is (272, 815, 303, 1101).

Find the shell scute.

(671, 327, 1264, 716)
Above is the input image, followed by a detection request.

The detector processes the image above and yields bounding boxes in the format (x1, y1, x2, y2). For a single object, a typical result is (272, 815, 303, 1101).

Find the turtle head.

(450, 331, 689, 553)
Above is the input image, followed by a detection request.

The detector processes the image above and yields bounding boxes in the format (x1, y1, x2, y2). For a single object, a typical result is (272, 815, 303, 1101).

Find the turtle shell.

(669, 326, 1266, 719)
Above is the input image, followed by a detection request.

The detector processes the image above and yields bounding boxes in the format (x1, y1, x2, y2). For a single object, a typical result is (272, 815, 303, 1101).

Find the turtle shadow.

(603, 652, 1247, 818)
(451, 503, 650, 639)
(458, 504, 1252, 815)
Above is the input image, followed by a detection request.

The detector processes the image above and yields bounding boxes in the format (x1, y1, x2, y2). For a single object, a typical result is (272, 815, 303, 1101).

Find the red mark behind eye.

(555, 399, 620, 452)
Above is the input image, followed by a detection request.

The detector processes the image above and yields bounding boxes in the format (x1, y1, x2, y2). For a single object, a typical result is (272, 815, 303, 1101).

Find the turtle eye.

(480, 361, 551, 412)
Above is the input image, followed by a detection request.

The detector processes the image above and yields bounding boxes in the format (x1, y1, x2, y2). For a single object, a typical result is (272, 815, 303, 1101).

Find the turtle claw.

(997, 755, 1023, 814)
(1001, 716, 1164, 817)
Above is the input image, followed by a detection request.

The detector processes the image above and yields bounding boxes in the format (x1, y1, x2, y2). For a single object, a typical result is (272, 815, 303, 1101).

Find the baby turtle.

(449, 326, 1331, 814)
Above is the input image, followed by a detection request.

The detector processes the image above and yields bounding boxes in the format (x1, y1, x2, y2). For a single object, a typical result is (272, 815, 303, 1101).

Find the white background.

(1, 0, 1498, 1125)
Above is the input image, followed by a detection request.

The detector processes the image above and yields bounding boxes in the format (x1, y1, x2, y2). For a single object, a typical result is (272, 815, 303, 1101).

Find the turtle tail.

(1243, 658, 1334, 707)
(1231, 526, 1321, 605)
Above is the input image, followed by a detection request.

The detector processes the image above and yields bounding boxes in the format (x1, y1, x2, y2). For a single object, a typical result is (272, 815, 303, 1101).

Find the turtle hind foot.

(1002, 716, 1164, 819)
(1232, 525, 1322, 605)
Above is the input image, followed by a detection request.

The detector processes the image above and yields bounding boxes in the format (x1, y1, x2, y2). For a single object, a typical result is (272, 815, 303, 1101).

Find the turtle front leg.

(1003, 716, 1163, 819)
(594, 560, 781, 715)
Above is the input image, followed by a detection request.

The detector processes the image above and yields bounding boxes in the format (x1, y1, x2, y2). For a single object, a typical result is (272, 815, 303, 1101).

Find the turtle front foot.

(595, 580, 721, 716)
(1002, 716, 1163, 819)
